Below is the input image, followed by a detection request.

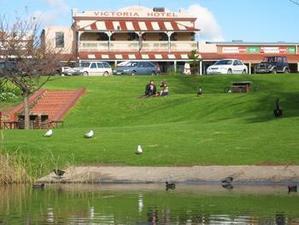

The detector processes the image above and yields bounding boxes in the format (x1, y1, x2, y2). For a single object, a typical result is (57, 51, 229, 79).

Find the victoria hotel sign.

(72, 8, 184, 19)
(92, 11, 178, 18)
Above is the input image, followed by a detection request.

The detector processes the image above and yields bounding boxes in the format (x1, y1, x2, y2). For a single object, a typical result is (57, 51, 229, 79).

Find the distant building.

(200, 41, 299, 74)
(42, 6, 299, 74)
(42, 6, 199, 73)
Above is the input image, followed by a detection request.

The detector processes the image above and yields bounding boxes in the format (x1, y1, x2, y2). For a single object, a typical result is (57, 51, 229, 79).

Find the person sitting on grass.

(159, 81, 169, 96)
(145, 80, 157, 97)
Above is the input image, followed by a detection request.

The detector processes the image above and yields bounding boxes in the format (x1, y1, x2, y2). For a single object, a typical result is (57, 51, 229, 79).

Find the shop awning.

(200, 53, 299, 63)
(78, 52, 195, 61)
(76, 20, 199, 32)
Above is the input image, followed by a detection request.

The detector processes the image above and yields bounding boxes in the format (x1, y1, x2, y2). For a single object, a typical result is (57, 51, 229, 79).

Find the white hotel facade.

(43, 6, 199, 73)
(42, 6, 299, 74)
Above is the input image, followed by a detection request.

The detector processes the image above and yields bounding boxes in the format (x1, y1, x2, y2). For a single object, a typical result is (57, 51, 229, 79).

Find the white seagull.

(136, 145, 143, 154)
(85, 130, 94, 138)
(44, 129, 53, 137)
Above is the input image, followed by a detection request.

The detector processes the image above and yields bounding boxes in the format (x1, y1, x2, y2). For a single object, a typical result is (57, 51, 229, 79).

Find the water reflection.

(138, 194, 144, 214)
(0, 184, 298, 225)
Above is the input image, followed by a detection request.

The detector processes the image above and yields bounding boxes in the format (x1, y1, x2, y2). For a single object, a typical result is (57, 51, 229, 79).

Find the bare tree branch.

(289, 0, 299, 6)
(0, 13, 67, 129)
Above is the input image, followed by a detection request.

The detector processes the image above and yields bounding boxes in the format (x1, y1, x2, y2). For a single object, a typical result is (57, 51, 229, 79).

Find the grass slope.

(1, 74, 299, 173)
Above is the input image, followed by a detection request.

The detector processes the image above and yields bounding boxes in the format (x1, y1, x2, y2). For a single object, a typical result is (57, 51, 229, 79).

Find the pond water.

(0, 184, 298, 225)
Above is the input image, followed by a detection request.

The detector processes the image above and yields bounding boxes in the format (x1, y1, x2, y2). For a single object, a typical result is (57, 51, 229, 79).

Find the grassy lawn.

(1, 74, 299, 175)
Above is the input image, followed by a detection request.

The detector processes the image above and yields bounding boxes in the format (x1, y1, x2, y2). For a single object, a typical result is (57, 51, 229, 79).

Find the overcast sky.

(1, 0, 299, 42)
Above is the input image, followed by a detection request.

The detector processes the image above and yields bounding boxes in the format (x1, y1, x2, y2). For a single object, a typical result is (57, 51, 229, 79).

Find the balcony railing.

(79, 41, 109, 51)
(79, 41, 199, 52)
(141, 41, 169, 52)
(171, 41, 198, 51)
(110, 41, 139, 51)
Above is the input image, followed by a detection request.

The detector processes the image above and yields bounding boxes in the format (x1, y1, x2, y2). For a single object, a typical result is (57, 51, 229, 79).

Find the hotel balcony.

(110, 41, 139, 51)
(79, 41, 109, 51)
(171, 41, 198, 52)
(78, 40, 198, 52)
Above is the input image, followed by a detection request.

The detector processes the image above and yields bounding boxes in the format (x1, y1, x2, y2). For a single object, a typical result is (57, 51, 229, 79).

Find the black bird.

(165, 182, 176, 191)
(288, 185, 297, 193)
(221, 176, 234, 184)
(222, 183, 234, 190)
(274, 98, 283, 118)
(53, 169, 65, 178)
(32, 183, 45, 189)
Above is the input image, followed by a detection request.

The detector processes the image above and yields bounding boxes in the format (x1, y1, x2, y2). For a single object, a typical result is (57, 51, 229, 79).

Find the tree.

(0, 15, 63, 129)
(188, 50, 201, 75)
(289, 0, 299, 6)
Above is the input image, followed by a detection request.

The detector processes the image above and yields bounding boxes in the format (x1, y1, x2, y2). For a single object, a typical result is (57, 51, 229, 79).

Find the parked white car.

(62, 61, 112, 76)
(207, 59, 248, 75)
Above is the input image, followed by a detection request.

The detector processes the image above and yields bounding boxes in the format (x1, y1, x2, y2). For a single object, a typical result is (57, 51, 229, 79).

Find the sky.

(1, 0, 299, 42)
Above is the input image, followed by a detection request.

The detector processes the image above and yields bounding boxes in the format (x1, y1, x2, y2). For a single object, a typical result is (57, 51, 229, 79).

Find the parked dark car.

(254, 56, 290, 74)
(0, 60, 18, 76)
(113, 61, 160, 75)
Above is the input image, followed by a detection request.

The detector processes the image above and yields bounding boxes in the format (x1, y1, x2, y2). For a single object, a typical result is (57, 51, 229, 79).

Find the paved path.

(38, 166, 299, 184)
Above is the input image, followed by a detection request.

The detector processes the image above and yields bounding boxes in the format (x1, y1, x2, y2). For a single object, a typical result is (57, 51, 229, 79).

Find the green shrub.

(0, 92, 18, 102)
(0, 82, 21, 102)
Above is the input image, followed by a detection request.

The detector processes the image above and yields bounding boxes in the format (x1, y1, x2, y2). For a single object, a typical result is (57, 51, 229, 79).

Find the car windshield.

(214, 60, 233, 65)
(123, 62, 138, 67)
(0, 61, 16, 69)
(263, 57, 276, 63)
(79, 62, 90, 68)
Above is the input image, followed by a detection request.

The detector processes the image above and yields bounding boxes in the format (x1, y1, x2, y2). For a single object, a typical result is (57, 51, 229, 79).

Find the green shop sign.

(288, 47, 296, 54)
(247, 47, 260, 53)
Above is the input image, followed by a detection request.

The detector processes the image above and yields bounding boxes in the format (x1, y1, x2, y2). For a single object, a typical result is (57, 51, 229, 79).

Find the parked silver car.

(62, 61, 112, 76)
(113, 61, 160, 75)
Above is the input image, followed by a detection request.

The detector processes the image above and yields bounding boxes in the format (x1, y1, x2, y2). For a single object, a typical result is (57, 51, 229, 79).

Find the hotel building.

(42, 6, 199, 73)
(42, 6, 299, 74)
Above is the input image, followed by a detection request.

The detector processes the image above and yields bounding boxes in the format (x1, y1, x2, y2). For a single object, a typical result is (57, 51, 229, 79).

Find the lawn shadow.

(243, 77, 299, 123)
(245, 91, 299, 123)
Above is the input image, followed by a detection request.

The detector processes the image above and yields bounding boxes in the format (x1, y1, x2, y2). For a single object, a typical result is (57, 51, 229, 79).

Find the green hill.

(1, 74, 299, 175)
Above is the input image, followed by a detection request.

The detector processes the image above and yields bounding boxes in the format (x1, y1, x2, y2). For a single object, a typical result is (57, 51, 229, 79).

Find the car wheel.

(83, 71, 89, 76)
(284, 68, 290, 74)
(103, 71, 109, 76)
(242, 70, 247, 74)
(227, 69, 232, 74)
(131, 71, 136, 76)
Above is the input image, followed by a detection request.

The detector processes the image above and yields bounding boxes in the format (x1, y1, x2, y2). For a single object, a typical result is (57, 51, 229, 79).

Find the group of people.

(144, 80, 169, 97)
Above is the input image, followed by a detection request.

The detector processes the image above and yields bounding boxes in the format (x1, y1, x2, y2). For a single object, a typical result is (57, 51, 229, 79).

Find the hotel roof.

(76, 20, 199, 32)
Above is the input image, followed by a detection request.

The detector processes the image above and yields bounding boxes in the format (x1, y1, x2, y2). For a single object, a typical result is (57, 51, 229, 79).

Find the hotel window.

(55, 32, 65, 48)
